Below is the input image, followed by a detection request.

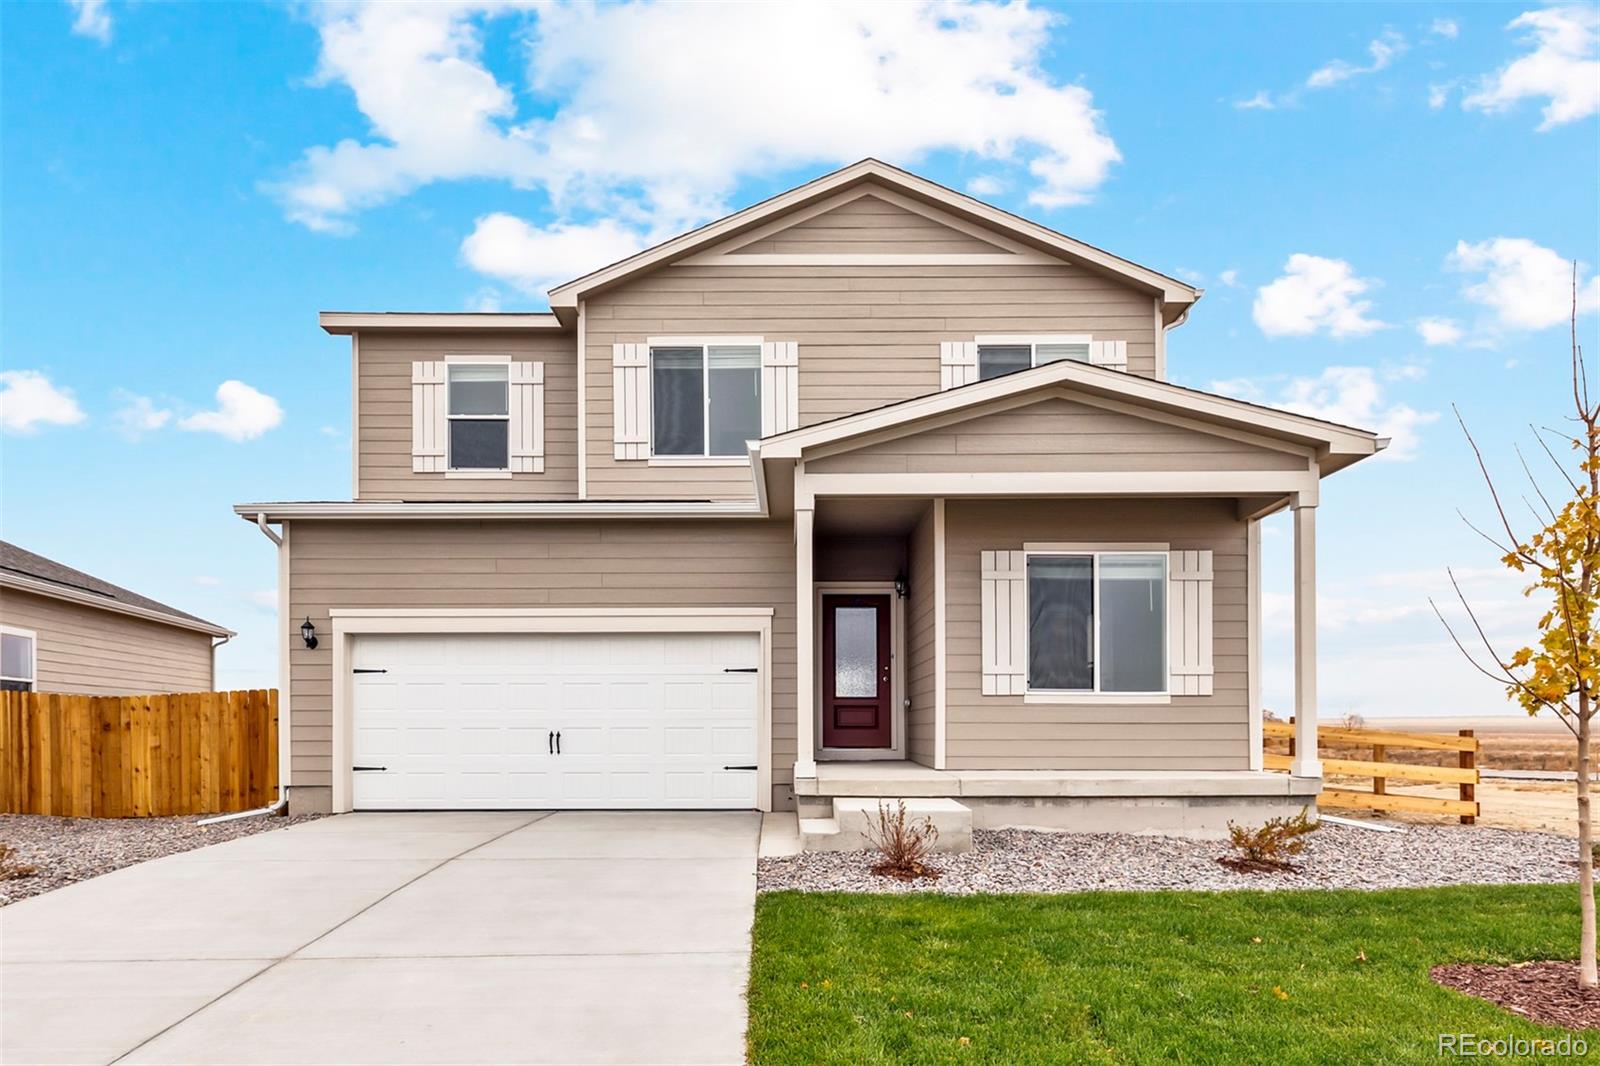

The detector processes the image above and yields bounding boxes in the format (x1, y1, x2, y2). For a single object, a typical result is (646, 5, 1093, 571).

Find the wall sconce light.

(893, 573, 908, 599)
(300, 617, 319, 650)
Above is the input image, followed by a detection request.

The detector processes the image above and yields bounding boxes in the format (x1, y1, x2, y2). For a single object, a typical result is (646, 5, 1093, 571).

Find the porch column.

(794, 502, 817, 781)
(1290, 495, 1321, 778)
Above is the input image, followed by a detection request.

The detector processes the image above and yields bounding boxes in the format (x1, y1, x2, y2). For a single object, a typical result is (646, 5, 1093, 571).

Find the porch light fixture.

(894, 573, 908, 599)
(300, 617, 319, 650)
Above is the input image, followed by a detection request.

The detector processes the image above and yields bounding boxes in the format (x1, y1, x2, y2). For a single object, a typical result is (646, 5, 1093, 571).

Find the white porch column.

(793, 502, 817, 781)
(1290, 495, 1321, 778)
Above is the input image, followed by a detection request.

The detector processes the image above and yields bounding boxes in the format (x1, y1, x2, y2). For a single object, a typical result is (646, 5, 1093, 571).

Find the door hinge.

(723, 667, 758, 673)
(353, 668, 387, 674)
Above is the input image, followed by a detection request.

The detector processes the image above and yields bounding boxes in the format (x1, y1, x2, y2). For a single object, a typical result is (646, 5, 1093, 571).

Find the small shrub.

(0, 843, 37, 881)
(861, 800, 941, 880)
(1222, 808, 1319, 873)
(1338, 712, 1366, 731)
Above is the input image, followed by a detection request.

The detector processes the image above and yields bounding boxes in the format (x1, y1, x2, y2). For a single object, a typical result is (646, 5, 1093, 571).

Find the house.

(0, 540, 234, 695)
(236, 160, 1382, 844)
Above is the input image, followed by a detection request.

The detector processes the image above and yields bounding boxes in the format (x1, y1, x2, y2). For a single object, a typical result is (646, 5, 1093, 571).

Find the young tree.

(1434, 268, 1599, 987)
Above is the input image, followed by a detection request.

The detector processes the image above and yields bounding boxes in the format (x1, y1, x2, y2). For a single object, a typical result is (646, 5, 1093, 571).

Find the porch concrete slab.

(0, 857, 435, 962)
(119, 953, 749, 1066)
(299, 854, 755, 958)
(2, 959, 271, 1066)
(801, 762, 1320, 799)
(471, 809, 759, 859)
(758, 811, 802, 857)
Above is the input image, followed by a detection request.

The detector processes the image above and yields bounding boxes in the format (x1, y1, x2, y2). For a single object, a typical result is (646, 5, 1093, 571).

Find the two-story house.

(237, 160, 1382, 844)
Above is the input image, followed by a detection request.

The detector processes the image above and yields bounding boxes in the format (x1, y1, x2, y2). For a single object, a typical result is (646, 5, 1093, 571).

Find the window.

(1027, 552, 1166, 694)
(977, 337, 1091, 381)
(448, 363, 509, 470)
(651, 343, 762, 457)
(1, 627, 35, 692)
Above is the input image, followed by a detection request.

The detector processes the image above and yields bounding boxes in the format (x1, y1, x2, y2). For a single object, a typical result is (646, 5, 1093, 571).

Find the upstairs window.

(448, 364, 509, 470)
(977, 337, 1092, 381)
(1, 627, 35, 692)
(651, 343, 762, 457)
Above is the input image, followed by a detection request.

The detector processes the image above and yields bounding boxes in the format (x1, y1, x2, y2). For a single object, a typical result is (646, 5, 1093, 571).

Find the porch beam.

(1290, 495, 1321, 778)
(801, 471, 1320, 499)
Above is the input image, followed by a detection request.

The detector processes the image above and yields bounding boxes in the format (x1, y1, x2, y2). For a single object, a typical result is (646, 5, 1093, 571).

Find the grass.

(749, 884, 1597, 1065)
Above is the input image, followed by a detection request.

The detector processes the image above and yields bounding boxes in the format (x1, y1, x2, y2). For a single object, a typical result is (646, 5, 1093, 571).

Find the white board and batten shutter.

(509, 361, 545, 474)
(940, 341, 978, 390)
(760, 341, 799, 437)
(980, 550, 1027, 695)
(1168, 549, 1215, 696)
(411, 360, 447, 473)
(1089, 340, 1128, 372)
(612, 343, 651, 460)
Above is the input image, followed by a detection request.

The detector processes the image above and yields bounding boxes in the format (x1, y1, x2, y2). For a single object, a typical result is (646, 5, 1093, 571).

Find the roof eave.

(319, 312, 568, 336)
(0, 573, 234, 638)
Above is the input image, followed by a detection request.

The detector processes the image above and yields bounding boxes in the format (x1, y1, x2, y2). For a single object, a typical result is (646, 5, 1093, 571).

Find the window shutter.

(411, 360, 447, 473)
(760, 341, 799, 437)
(981, 550, 1027, 695)
(508, 361, 545, 474)
(941, 341, 978, 390)
(1088, 340, 1128, 372)
(612, 343, 650, 460)
(1168, 550, 1215, 696)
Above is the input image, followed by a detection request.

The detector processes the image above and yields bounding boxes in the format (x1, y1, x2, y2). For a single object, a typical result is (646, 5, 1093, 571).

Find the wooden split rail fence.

(0, 689, 278, 818)
(1264, 720, 1479, 823)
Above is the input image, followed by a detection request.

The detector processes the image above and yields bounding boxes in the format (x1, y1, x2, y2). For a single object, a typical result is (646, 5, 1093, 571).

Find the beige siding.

(729, 194, 1004, 255)
(944, 498, 1249, 771)
(585, 262, 1160, 500)
(0, 589, 213, 695)
(285, 519, 798, 809)
(356, 330, 578, 501)
(905, 504, 937, 766)
(808, 397, 1309, 475)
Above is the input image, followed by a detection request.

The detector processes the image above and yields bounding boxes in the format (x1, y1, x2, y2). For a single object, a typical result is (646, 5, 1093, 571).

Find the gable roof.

(547, 159, 1201, 321)
(0, 541, 233, 637)
(760, 360, 1384, 474)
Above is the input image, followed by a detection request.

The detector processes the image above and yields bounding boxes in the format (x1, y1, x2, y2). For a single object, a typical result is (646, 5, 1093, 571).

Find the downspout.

(199, 512, 289, 824)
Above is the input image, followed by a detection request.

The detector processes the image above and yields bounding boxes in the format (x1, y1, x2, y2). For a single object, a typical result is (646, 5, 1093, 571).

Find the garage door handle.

(723, 667, 757, 673)
(352, 765, 387, 772)
(723, 765, 757, 771)
(555, 730, 561, 755)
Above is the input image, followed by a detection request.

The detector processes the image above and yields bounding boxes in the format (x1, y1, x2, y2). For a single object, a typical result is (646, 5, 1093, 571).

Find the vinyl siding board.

(0, 589, 213, 695)
(357, 330, 577, 501)
(285, 519, 798, 809)
(585, 263, 1160, 500)
(808, 397, 1308, 475)
(943, 498, 1250, 771)
(728, 194, 1006, 255)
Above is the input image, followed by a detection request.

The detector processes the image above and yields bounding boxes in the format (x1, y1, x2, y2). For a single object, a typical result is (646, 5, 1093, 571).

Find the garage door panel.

(352, 632, 759, 810)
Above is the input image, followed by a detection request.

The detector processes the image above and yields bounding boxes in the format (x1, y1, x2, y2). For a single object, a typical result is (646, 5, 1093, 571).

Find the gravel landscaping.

(758, 823, 1580, 894)
(0, 812, 324, 906)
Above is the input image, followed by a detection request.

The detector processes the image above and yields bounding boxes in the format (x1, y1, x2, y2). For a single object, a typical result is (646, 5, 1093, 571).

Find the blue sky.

(2, 1, 1597, 717)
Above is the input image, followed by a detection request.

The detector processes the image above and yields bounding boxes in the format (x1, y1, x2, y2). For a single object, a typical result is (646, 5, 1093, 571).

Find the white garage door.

(350, 632, 760, 810)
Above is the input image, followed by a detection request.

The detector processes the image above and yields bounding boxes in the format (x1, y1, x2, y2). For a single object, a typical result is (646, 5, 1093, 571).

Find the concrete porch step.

(800, 797, 973, 853)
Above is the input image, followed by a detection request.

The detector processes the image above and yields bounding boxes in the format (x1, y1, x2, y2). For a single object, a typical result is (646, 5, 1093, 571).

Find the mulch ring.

(1432, 961, 1600, 1031)
(1217, 856, 1301, 876)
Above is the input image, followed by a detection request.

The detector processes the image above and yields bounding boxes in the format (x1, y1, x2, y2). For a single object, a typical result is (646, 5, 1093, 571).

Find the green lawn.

(749, 884, 1595, 1065)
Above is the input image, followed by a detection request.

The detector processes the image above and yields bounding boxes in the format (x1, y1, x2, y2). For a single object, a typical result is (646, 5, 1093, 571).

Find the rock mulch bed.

(1433, 961, 1600, 1031)
(758, 824, 1578, 895)
(0, 812, 323, 906)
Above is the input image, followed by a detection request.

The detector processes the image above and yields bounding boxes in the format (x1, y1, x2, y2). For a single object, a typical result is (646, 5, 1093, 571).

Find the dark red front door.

(821, 594, 892, 749)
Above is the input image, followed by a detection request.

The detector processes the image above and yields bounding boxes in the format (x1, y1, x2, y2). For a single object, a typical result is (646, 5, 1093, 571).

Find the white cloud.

(1428, 80, 1458, 108)
(193, 575, 223, 587)
(276, 1, 1122, 240)
(1252, 254, 1387, 338)
(0, 370, 87, 434)
(1449, 237, 1600, 330)
(249, 589, 278, 611)
(459, 214, 651, 297)
(967, 174, 1005, 197)
(177, 381, 284, 442)
(1415, 316, 1465, 346)
(1218, 268, 1241, 288)
(68, 0, 111, 44)
(1307, 29, 1408, 88)
(1233, 90, 1279, 110)
(1211, 365, 1438, 460)
(112, 391, 172, 440)
(1430, 17, 1460, 40)
(1464, 5, 1600, 129)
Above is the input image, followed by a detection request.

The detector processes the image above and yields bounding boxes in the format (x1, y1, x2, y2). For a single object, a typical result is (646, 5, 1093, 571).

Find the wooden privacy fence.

(0, 690, 277, 817)
(1264, 720, 1479, 823)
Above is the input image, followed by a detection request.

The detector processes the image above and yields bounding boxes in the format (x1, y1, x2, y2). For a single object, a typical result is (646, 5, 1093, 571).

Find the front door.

(821, 593, 893, 749)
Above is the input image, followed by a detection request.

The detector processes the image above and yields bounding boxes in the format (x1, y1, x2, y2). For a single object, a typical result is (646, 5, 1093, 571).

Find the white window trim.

(1021, 548, 1171, 704)
(1, 624, 37, 691)
(646, 335, 763, 461)
(446, 360, 511, 474)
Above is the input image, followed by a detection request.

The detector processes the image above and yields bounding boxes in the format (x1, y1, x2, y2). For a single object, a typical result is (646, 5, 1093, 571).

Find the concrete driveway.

(1, 811, 760, 1065)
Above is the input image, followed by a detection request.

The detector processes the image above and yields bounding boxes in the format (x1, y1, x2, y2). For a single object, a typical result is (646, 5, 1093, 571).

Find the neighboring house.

(0, 541, 233, 695)
(237, 160, 1382, 841)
